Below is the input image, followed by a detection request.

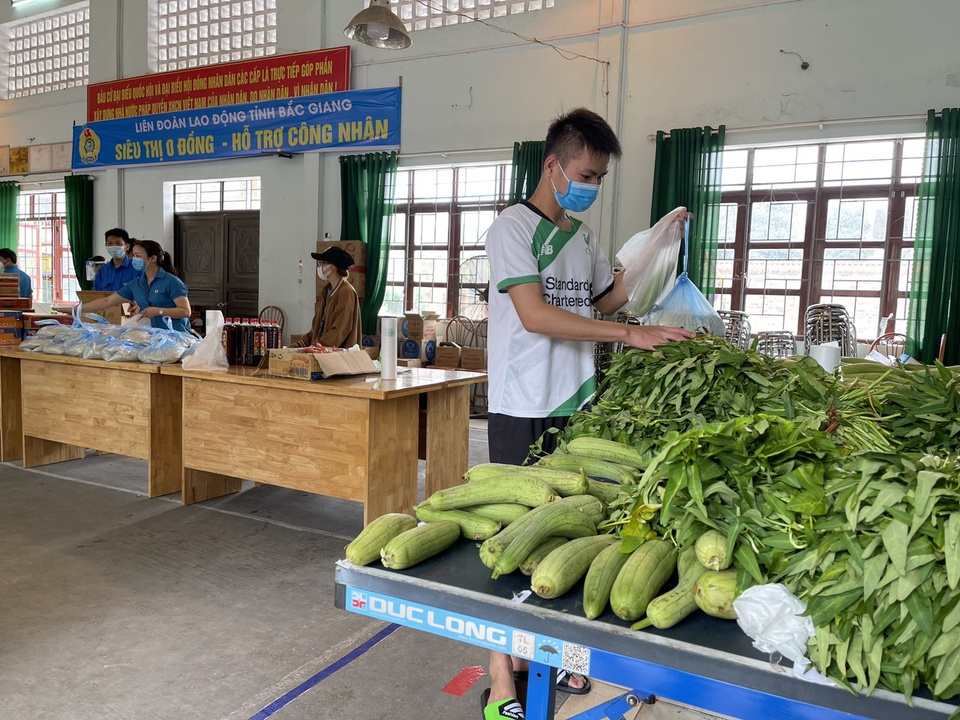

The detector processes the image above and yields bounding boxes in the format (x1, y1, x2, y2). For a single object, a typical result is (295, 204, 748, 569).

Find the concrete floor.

(0, 420, 719, 720)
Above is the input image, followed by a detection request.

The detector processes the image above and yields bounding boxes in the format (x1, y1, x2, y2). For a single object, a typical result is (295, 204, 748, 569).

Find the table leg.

(22, 435, 85, 467)
(364, 394, 419, 524)
(0, 356, 23, 462)
(525, 662, 557, 720)
(182, 467, 242, 505)
(147, 373, 182, 497)
(424, 384, 470, 498)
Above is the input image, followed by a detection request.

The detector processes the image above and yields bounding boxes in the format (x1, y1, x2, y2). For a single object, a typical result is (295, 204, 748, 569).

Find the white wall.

(2, 0, 960, 334)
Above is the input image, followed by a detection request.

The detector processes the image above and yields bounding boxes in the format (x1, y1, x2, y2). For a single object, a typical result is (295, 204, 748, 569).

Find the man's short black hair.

(544, 108, 622, 165)
(0, 248, 17, 264)
(105, 228, 130, 244)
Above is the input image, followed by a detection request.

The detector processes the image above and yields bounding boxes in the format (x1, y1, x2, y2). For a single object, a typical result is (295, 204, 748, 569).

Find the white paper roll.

(808, 344, 841, 373)
(380, 317, 398, 380)
(205, 310, 224, 336)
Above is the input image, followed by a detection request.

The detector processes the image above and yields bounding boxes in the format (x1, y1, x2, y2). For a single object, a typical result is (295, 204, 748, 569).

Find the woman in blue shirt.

(81, 239, 192, 333)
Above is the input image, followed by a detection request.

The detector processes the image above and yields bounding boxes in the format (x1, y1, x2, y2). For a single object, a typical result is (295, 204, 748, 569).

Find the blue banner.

(73, 86, 400, 170)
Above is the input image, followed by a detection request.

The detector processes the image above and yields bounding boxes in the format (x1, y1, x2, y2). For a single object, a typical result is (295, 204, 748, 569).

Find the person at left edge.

(0, 248, 33, 301)
(80, 239, 192, 333)
(93, 228, 141, 292)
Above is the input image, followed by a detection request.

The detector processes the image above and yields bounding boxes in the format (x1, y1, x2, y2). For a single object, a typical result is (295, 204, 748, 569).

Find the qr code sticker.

(562, 643, 591, 676)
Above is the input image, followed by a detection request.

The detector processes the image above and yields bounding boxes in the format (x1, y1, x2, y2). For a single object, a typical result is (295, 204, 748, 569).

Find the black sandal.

(511, 669, 592, 695)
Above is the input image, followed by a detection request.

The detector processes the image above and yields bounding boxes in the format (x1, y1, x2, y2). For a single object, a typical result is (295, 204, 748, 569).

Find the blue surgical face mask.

(106, 246, 126, 260)
(552, 164, 601, 213)
(131, 257, 146, 271)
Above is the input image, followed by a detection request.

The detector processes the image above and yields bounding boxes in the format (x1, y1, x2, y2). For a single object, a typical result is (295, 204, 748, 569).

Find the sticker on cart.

(344, 587, 513, 653)
(536, 640, 561, 665)
(511, 630, 536, 660)
(561, 642, 591, 676)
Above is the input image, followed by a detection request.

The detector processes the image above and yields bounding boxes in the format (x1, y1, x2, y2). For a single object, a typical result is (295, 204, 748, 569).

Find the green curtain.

(64, 175, 95, 291)
(339, 151, 398, 335)
(509, 140, 545, 205)
(0, 182, 20, 252)
(649, 126, 726, 296)
(907, 109, 960, 364)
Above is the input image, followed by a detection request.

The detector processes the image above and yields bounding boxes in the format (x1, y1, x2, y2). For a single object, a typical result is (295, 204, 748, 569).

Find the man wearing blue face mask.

(482, 108, 695, 720)
(93, 228, 142, 292)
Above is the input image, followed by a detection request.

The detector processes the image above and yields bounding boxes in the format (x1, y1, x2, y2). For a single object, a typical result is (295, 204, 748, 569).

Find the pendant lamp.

(344, 0, 412, 50)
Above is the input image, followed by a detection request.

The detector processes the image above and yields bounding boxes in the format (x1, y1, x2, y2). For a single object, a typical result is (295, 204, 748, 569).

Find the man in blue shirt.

(93, 228, 141, 292)
(0, 249, 33, 299)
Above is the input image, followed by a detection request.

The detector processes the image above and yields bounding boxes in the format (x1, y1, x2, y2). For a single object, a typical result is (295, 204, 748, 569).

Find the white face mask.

(106, 246, 126, 260)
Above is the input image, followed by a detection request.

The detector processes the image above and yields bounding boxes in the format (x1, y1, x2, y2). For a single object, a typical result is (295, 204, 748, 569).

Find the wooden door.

(175, 212, 259, 319)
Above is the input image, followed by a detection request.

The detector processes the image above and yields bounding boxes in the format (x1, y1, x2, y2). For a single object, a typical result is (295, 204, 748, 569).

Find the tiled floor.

(1, 417, 724, 720)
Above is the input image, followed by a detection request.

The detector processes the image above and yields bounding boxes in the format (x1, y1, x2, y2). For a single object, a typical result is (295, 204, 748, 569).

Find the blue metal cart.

(334, 542, 958, 720)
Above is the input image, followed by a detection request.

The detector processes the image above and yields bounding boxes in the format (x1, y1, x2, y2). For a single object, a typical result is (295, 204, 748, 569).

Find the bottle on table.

(222, 317, 237, 365)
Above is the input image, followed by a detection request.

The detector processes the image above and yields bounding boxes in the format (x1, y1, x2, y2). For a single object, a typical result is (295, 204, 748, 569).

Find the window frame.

(17, 190, 76, 304)
(386, 162, 510, 318)
(151, 0, 278, 74)
(0, 1, 90, 99)
(715, 138, 919, 339)
(391, 0, 555, 32)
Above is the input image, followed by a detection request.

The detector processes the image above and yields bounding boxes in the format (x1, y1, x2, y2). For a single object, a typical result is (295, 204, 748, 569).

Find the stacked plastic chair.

(803, 303, 857, 357)
(594, 311, 643, 385)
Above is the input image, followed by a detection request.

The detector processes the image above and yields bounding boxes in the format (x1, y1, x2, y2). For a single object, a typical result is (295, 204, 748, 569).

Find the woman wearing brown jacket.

(293, 246, 362, 348)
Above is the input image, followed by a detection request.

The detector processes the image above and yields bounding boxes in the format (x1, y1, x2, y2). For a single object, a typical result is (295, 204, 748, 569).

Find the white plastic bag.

(733, 583, 837, 686)
(180, 312, 229, 372)
(616, 207, 686, 316)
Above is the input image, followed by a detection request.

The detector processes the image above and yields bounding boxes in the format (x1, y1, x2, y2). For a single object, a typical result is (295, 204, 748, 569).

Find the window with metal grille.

(384, 163, 510, 318)
(17, 190, 77, 304)
(714, 137, 924, 341)
(153, 0, 277, 73)
(391, 0, 554, 31)
(172, 177, 261, 211)
(1, 2, 89, 99)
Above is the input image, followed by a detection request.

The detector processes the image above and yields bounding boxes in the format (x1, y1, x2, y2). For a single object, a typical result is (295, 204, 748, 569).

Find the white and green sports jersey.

(486, 202, 614, 418)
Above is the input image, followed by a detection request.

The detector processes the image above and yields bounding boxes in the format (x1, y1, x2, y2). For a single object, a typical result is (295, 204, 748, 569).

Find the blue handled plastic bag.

(643, 217, 726, 336)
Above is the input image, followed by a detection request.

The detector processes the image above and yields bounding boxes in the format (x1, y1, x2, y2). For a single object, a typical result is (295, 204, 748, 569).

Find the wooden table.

(0, 349, 182, 497)
(0, 349, 23, 462)
(159, 365, 485, 523)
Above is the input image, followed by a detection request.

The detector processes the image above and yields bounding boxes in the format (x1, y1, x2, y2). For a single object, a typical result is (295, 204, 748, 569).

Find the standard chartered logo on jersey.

(543, 276, 593, 308)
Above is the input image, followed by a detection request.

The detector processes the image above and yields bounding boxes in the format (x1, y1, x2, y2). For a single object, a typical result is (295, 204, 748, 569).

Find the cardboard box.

(400, 337, 436, 365)
(0, 276, 20, 297)
(315, 239, 367, 302)
(21, 313, 73, 330)
(361, 334, 380, 349)
(0, 337, 21, 347)
(363, 346, 380, 361)
(434, 342, 461, 368)
(0, 311, 23, 329)
(77, 291, 127, 325)
(267, 347, 378, 381)
(0, 298, 32, 310)
(402, 312, 438, 340)
(460, 347, 487, 371)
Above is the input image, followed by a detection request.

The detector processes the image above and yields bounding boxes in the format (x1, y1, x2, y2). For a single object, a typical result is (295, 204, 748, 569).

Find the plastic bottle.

(222, 317, 237, 365)
(238, 318, 251, 365)
(266, 319, 280, 351)
(253, 319, 265, 361)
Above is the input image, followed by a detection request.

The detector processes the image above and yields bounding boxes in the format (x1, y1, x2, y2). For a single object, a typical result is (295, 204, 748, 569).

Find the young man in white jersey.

(482, 108, 694, 719)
